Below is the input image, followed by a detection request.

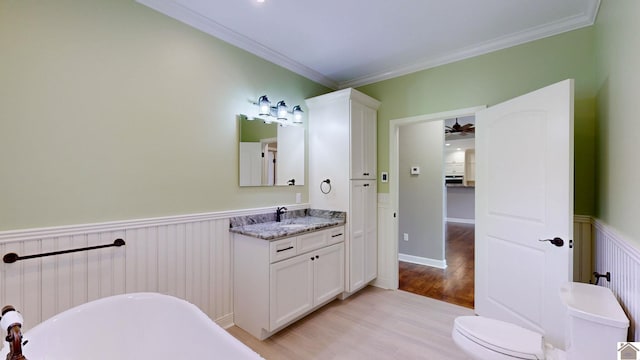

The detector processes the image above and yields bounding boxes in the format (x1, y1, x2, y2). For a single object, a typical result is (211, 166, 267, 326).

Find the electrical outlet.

(403, 233, 409, 241)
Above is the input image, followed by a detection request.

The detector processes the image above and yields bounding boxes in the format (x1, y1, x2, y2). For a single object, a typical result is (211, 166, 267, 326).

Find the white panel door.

(475, 79, 574, 349)
(277, 125, 305, 185)
(239, 142, 262, 186)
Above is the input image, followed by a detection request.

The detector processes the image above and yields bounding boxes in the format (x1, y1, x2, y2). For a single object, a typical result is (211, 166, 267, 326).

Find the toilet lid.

(454, 316, 545, 359)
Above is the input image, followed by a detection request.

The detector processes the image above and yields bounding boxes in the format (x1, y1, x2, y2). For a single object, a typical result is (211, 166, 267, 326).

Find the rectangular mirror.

(238, 115, 305, 187)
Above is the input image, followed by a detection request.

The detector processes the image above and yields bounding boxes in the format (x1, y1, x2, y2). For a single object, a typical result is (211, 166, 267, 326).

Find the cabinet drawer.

(270, 237, 297, 263)
(327, 227, 345, 245)
(297, 231, 327, 254)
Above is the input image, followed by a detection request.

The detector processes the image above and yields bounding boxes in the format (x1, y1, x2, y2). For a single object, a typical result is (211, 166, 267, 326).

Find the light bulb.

(292, 105, 303, 123)
(276, 101, 288, 120)
(258, 95, 270, 116)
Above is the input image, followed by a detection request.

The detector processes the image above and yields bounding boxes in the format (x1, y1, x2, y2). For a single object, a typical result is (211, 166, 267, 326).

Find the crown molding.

(305, 88, 380, 109)
(136, 0, 338, 89)
(137, 0, 599, 91)
(339, 1, 601, 88)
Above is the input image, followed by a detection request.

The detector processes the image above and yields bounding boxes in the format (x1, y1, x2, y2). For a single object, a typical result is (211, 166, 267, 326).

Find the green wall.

(3, 0, 627, 235)
(358, 27, 597, 216)
(239, 117, 278, 142)
(0, 0, 329, 231)
(594, 0, 640, 243)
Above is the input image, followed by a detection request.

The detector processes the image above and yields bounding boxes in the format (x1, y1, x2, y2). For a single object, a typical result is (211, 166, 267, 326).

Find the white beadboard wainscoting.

(0, 204, 308, 332)
(573, 215, 593, 283)
(593, 218, 640, 341)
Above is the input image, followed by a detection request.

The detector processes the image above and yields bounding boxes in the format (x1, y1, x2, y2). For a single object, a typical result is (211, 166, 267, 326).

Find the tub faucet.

(1, 305, 27, 360)
(276, 207, 287, 222)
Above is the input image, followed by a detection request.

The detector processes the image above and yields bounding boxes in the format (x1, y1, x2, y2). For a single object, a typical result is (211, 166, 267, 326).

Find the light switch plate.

(411, 166, 420, 175)
(381, 172, 388, 182)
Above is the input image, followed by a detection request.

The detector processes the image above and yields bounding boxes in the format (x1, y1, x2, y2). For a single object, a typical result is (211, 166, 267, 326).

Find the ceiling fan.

(445, 118, 475, 135)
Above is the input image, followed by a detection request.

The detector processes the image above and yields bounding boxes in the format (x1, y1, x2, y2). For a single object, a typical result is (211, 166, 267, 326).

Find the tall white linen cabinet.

(306, 88, 380, 294)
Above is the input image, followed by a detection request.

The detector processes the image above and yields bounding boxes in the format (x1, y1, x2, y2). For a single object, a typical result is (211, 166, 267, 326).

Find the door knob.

(539, 237, 564, 247)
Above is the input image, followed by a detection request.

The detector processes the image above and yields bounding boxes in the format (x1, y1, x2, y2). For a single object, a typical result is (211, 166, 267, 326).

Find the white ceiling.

(137, 0, 600, 89)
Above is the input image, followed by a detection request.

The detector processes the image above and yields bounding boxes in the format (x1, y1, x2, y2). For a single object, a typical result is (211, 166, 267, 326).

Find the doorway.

(399, 116, 476, 307)
(395, 115, 477, 308)
(382, 106, 485, 304)
(381, 80, 573, 347)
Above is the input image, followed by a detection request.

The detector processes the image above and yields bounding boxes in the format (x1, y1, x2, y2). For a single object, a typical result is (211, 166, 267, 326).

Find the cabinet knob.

(315, 255, 319, 259)
(363, 173, 370, 176)
(310, 257, 315, 261)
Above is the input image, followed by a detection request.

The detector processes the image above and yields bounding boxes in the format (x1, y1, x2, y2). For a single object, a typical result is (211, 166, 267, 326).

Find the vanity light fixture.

(251, 95, 304, 126)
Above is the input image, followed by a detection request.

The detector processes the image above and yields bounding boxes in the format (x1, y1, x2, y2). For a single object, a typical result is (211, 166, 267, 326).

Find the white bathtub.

(1, 293, 263, 359)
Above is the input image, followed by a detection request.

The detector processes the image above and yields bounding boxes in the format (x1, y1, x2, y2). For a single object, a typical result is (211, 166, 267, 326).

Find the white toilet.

(452, 282, 629, 360)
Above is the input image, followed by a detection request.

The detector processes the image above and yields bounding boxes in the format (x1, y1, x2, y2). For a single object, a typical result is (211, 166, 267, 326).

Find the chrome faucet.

(1, 305, 27, 360)
(276, 207, 287, 222)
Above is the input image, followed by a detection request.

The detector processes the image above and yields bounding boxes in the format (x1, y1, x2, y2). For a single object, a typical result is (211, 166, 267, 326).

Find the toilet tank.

(559, 282, 629, 360)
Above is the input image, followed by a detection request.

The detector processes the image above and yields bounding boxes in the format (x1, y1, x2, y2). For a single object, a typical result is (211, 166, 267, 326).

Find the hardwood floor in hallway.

(399, 222, 475, 309)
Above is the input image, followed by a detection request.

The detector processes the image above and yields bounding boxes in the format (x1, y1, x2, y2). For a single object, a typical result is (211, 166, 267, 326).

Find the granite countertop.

(229, 209, 346, 241)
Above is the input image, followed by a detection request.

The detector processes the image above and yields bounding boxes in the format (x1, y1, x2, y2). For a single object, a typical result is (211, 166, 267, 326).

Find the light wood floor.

(227, 286, 474, 359)
(399, 222, 475, 308)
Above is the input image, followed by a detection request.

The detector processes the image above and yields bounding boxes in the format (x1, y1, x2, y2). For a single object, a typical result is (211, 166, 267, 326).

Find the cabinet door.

(363, 181, 378, 283)
(350, 101, 377, 180)
(313, 243, 345, 304)
(348, 180, 367, 291)
(464, 149, 476, 185)
(269, 254, 314, 330)
(349, 180, 378, 292)
(362, 105, 377, 178)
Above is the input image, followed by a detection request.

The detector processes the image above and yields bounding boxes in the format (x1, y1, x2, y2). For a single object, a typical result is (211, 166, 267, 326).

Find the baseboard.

(399, 253, 447, 269)
(446, 217, 475, 224)
(216, 313, 235, 329)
